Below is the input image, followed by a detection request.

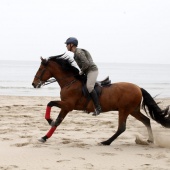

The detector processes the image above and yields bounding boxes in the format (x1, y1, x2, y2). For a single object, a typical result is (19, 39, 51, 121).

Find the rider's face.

(66, 43, 75, 51)
(66, 44, 71, 51)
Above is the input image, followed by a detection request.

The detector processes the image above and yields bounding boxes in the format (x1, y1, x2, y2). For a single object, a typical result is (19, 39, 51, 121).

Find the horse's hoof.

(38, 138, 46, 143)
(92, 113, 100, 116)
(147, 140, 154, 144)
(101, 141, 111, 145)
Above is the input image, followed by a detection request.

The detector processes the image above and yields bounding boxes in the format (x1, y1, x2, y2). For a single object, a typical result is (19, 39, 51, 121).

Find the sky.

(0, 0, 170, 64)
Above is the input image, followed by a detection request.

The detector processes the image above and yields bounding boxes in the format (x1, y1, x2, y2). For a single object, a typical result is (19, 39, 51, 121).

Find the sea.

(0, 60, 170, 98)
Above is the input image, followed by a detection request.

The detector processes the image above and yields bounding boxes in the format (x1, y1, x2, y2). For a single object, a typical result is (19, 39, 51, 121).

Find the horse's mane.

(48, 54, 79, 75)
(47, 54, 86, 82)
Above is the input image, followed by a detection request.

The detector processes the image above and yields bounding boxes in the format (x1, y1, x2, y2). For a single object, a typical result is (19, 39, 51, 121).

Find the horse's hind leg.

(131, 111, 154, 143)
(101, 110, 128, 145)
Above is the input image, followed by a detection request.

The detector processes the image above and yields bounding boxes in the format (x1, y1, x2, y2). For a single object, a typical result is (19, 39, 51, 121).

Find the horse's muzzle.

(32, 82, 36, 88)
(32, 81, 43, 88)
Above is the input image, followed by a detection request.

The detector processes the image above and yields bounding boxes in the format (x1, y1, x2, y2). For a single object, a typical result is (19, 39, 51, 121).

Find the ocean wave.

(0, 82, 169, 89)
(0, 86, 59, 90)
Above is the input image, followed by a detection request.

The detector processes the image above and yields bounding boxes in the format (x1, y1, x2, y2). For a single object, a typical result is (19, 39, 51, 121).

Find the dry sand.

(0, 95, 170, 170)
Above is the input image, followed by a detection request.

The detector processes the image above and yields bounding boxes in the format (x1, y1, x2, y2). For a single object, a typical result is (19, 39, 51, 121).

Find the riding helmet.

(65, 37, 78, 46)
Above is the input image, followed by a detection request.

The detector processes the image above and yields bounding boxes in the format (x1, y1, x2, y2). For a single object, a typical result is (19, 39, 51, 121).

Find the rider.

(65, 37, 102, 116)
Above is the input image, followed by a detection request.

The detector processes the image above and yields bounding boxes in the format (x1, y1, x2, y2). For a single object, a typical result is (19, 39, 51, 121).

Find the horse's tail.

(141, 88, 170, 128)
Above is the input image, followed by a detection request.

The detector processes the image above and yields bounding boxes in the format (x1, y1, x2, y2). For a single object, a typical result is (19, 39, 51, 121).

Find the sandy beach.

(0, 95, 170, 170)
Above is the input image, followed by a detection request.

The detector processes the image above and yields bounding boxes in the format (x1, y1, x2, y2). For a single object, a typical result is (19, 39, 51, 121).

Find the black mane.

(47, 54, 87, 82)
(49, 55, 79, 75)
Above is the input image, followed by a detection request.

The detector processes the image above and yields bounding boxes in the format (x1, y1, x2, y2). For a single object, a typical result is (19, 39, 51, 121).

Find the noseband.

(34, 67, 46, 87)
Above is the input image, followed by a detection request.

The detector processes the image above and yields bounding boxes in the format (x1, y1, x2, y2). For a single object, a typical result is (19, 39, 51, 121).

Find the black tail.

(141, 88, 170, 128)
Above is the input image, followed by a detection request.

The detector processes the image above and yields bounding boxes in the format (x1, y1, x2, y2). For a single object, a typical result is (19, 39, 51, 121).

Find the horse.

(32, 56, 170, 145)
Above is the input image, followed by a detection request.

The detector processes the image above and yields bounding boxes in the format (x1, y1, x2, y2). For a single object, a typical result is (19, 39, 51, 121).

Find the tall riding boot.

(90, 89, 102, 116)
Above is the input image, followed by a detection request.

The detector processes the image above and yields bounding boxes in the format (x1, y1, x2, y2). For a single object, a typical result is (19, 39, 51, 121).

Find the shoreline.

(0, 95, 170, 169)
(1, 92, 170, 98)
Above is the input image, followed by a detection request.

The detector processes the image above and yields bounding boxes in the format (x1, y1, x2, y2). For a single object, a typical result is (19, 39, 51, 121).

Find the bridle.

(34, 67, 52, 88)
(35, 63, 78, 88)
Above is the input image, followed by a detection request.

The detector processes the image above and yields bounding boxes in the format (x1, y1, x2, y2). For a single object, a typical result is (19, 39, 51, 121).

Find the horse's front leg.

(44, 101, 63, 125)
(39, 100, 70, 143)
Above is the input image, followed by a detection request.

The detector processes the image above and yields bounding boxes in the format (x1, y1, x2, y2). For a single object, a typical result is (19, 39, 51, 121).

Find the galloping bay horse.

(32, 56, 170, 145)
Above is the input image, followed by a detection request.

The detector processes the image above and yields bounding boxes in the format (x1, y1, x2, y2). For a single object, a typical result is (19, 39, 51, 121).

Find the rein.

(43, 76, 78, 87)
(43, 73, 79, 87)
(43, 78, 57, 86)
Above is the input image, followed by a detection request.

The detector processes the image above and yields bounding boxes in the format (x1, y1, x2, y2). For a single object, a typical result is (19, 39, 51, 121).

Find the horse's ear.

(40, 57, 48, 66)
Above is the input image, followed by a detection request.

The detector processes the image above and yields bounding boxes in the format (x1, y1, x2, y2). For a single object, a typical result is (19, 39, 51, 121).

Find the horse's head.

(32, 57, 52, 88)
(32, 55, 82, 89)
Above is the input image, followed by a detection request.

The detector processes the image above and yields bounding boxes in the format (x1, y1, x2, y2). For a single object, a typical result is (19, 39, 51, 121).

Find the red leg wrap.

(45, 106, 51, 119)
(46, 127, 57, 138)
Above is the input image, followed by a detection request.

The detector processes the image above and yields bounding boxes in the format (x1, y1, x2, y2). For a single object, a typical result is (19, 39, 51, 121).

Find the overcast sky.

(0, 0, 170, 63)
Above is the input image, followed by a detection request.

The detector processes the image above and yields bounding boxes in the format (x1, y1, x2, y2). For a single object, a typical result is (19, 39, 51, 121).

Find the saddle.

(82, 76, 111, 99)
